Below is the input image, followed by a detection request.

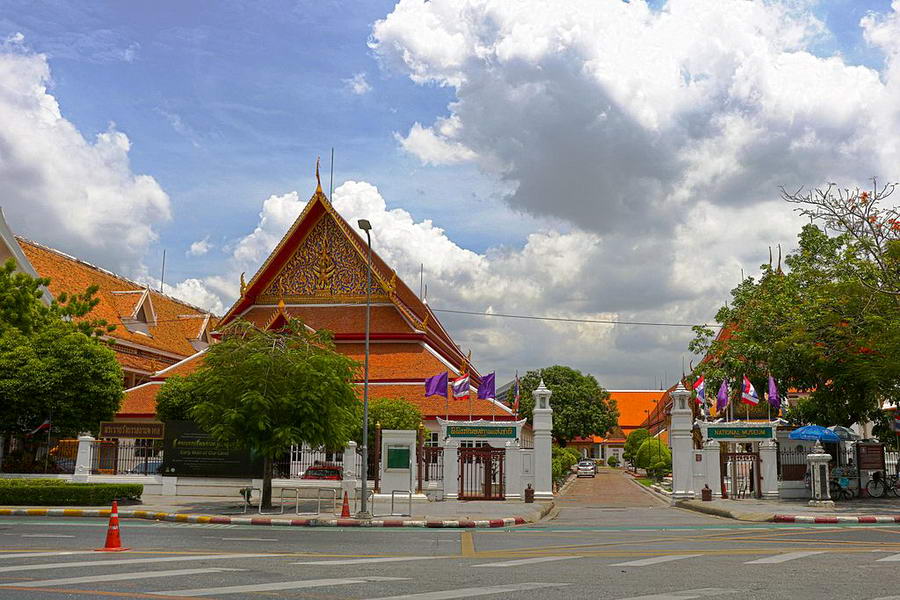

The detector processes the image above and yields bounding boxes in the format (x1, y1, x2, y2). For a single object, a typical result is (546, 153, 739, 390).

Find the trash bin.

(701, 484, 712, 502)
(524, 484, 535, 503)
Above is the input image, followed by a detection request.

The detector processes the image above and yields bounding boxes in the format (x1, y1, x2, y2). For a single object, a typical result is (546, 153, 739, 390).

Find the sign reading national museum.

(707, 426, 774, 440)
(446, 425, 516, 438)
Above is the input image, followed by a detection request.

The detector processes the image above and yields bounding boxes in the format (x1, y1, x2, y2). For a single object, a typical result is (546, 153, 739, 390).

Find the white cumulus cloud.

(187, 236, 213, 257)
(343, 72, 372, 95)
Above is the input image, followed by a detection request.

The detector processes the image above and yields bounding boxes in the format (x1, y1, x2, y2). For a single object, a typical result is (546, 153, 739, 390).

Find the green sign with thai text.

(447, 425, 516, 438)
(707, 426, 773, 440)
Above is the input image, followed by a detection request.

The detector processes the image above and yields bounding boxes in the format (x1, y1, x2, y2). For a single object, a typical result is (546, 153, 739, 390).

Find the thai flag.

(451, 374, 470, 398)
(26, 419, 51, 437)
(741, 375, 759, 406)
(692, 376, 705, 406)
(893, 413, 900, 433)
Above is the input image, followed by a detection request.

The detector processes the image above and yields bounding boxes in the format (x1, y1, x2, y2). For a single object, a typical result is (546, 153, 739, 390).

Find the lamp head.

(357, 219, 372, 232)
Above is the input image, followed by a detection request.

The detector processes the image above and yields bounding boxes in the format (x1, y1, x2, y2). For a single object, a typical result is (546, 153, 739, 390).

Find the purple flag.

(767, 376, 780, 411)
(477, 372, 495, 399)
(716, 379, 730, 412)
(424, 372, 448, 397)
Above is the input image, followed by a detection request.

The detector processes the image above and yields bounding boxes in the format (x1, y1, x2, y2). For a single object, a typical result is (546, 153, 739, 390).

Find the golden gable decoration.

(258, 214, 389, 304)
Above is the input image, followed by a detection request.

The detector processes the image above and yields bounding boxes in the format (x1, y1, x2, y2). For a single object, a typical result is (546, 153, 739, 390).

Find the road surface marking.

(292, 557, 442, 566)
(611, 554, 702, 567)
(219, 537, 277, 541)
(0, 551, 95, 559)
(361, 582, 569, 600)
(473, 556, 580, 568)
(615, 588, 738, 600)
(745, 551, 826, 564)
(877, 553, 900, 562)
(152, 576, 406, 597)
(5, 567, 246, 588)
(21, 534, 76, 538)
(461, 531, 475, 557)
(0, 553, 275, 574)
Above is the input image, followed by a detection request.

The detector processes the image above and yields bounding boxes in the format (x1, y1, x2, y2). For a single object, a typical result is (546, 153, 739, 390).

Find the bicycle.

(865, 472, 900, 498)
(829, 478, 853, 501)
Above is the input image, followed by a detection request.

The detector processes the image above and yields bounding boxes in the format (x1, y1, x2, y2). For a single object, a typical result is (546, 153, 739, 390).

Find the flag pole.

(43, 408, 52, 474)
(445, 380, 449, 422)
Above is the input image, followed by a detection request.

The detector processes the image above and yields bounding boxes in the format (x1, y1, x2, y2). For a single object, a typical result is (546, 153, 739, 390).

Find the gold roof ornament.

(420, 313, 429, 330)
(387, 272, 397, 293)
(239, 272, 247, 296)
(315, 157, 323, 194)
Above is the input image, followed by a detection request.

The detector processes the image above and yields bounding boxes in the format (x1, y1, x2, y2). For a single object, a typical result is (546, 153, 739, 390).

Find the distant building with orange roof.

(568, 390, 666, 461)
(119, 178, 512, 432)
(0, 210, 216, 392)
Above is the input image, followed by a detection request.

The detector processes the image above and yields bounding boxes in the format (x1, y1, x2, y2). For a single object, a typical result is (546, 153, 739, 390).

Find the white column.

(532, 380, 554, 500)
(759, 439, 779, 499)
(72, 434, 94, 483)
(703, 438, 722, 498)
(443, 439, 460, 500)
(669, 382, 695, 502)
(341, 441, 358, 502)
(504, 440, 522, 499)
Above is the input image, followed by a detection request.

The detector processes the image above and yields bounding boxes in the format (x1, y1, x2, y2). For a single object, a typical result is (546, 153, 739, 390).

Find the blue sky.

(1, 0, 898, 387)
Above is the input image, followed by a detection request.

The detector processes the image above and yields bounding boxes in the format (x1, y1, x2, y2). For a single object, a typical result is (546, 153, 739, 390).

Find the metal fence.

(520, 431, 534, 449)
(91, 439, 163, 475)
(777, 449, 807, 481)
(1, 437, 77, 474)
(272, 446, 344, 479)
(420, 446, 444, 483)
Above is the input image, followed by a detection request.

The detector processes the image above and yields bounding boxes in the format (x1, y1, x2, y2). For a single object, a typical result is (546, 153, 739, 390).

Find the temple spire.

(315, 156, 323, 194)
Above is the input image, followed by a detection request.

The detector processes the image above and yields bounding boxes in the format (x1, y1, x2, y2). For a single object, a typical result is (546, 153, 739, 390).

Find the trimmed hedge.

(0, 480, 143, 505)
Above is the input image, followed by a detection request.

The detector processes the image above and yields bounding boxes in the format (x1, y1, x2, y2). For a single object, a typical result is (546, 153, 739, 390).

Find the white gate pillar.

(532, 380, 554, 499)
(670, 382, 695, 502)
(442, 439, 460, 500)
(703, 438, 722, 498)
(504, 440, 522, 499)
(72, 434, 94, 483)
(341, 441, 358, 502)
(759, 439, 779, 499)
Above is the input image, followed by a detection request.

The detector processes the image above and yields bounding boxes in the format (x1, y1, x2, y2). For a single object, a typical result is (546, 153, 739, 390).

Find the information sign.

(707, 426, 773, 440)
(446, 425, 516, 438)
(100, 421, 165, 439)
(162, 421, 262, 478)
(386, 446, 411, 470)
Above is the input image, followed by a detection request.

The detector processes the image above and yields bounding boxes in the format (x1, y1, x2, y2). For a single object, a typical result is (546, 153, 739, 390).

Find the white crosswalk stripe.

(4, 567, 246, 588)
(613, 589, 737, 600)
(877, 553, 900, 562)
(473, 556, 580, 568)
(0, 551, 95, 559)
(611, 554, 702, 567)
(151, 575, 406, 597)
(745, 551, 826, 564)
(0, 553, 276, 574)
(361, 582, 569, 600)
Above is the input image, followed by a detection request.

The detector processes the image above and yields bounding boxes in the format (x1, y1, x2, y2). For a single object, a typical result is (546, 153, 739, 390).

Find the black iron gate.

(458, 446, 505, 500)
(720, 452, 761, 499)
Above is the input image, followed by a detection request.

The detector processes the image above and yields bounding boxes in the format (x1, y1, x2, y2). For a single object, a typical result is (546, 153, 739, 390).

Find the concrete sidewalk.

(0, 494, 554, 528)
(678, 496, 900, 523)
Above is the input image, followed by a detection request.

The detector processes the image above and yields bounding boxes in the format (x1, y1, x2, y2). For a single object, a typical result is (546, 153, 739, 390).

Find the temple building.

(566, 390, 666, 461)
(120, 178, 513, 432)
(0, 209, 216, 390)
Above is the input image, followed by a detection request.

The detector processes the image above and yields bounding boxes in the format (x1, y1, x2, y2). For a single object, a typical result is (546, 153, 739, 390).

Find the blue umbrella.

(789, 425, 841, 442)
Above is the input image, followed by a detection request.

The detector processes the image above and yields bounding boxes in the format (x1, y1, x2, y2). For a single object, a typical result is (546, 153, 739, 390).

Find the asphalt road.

(2, 473, 900, 599)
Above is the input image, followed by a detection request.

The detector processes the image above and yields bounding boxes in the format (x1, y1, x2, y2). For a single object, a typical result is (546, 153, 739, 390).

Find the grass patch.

(634, 477, 654, 487)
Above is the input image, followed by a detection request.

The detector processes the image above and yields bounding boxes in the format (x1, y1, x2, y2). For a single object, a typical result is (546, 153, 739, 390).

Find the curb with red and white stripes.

(774, 514, 900, 524)
(0, 507, 530, 528)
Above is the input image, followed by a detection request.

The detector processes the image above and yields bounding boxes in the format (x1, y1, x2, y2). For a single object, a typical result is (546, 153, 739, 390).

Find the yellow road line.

(461, 531, 476, 557)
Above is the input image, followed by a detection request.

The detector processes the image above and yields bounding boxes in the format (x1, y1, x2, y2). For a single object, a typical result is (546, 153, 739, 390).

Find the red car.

(301, 464, 342, 480)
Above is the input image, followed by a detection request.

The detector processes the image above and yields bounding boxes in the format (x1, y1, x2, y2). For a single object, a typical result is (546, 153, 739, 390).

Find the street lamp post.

(357, 219, 373, 519)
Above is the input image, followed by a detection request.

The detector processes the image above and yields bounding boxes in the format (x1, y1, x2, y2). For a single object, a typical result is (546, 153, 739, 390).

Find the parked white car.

(576, 460, 596, 478)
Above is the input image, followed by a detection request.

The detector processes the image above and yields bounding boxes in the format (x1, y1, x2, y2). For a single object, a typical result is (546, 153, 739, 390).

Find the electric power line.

(430, 308, 714, 328)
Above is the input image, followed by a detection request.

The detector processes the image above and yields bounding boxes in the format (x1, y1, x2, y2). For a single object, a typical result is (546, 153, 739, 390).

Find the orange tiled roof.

(340, 343, 450, 380)
(609, 390, 666, 428)
(151, 349, 208, 380)
(119, 381, 163, 416)
(18, 238, 215, 359)
(115, 352, 173, 374)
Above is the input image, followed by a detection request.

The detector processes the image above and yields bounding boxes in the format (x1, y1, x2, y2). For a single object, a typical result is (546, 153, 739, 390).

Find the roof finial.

(315, 156, 323, 194)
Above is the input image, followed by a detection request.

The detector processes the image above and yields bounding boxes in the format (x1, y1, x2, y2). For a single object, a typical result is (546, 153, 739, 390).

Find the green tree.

(0, 260, 122, 437)
(155, 375, 212, 422)
(188, 319, 360, 508)
(635, 438, 671, 480)
(623, 428, 650, 467)
(366, 397, 422, 433)
(516, 366, 618, 446)
(690, 223, 900, 427)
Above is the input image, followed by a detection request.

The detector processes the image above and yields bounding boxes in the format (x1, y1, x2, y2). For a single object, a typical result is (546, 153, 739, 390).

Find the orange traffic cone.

(96, 500, 129, 552)
(340, 491, 351, 518)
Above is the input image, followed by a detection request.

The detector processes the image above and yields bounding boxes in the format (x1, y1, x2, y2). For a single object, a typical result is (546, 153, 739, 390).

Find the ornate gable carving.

(257, 214, 388, 304)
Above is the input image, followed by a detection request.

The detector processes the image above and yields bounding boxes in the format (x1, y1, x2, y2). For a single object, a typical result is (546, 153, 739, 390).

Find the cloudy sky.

(1, 0, 898, 389)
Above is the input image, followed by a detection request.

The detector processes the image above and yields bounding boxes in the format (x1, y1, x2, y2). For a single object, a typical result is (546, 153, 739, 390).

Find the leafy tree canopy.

(516, 365, 618, 446)
(155, 375, 212, 423)
(0, 260, 122, 436)
(187, 319, 360, 507)
(635, 438, 671, 479)
(623, 428, 650, 465)
(364, 397, 422, 437)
